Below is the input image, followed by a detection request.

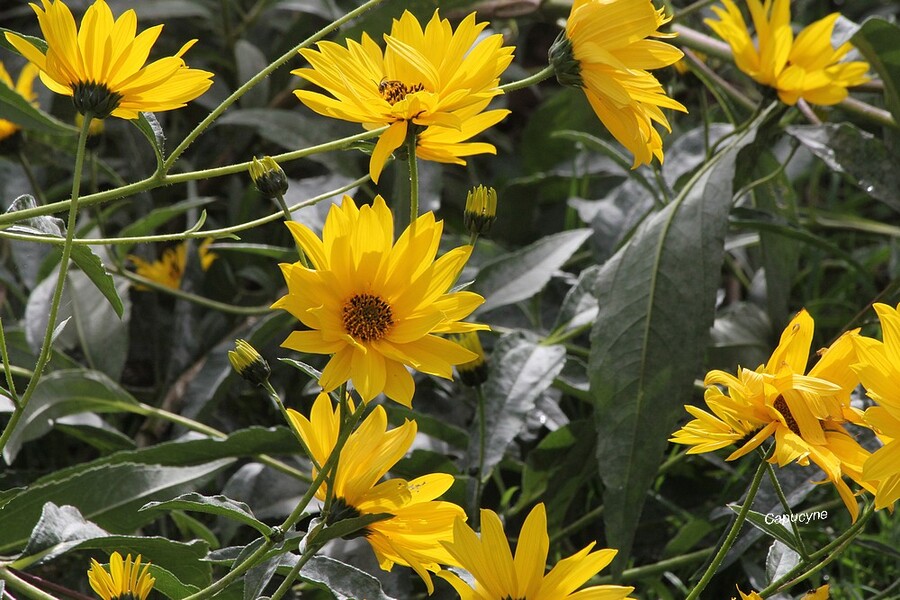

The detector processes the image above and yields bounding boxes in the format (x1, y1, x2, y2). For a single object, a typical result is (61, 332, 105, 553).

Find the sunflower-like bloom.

(128, 239, 217, 290)
(549, 0, 687, 167)
(438, 503, 634, 600)
(87, 552, 155, 600)
(6, 0, 213, 119)
(735, 585, 830, 600)
(671, 310, 875, 521)
(850, 303, 900, 510)
(272, 195, 487, 406)
(286, 393, 465, 593)
(292, 10, 514, 183)
(0, 61, 40, 142)
(706, 0, 869, 106)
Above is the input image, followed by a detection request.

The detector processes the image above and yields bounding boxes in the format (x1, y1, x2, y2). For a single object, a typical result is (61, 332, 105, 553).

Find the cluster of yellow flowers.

(672, 305, 900, 520)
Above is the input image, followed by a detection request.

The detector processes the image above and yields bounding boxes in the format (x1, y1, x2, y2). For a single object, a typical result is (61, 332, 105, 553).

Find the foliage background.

(2, 0, 900, 598)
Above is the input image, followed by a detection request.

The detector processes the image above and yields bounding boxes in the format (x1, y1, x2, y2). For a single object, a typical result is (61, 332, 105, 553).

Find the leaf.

(786, 123, 900, 212)
(118, 197, 216, 241)
(766, 540, 800, 584)
(282, 555, 399, 600)
(75, 536, 211, 588)
(1, 369, 140, 465)
(0, 28, 48, 54)
(132, 112, 165, 168)
(0, 460, 233, 553)
(315, 513, 391, 545)
(207, 243, 294, 260)
(589, 106, 774, 573)
(148, 564, 202, 600)
(235, 40, 270, 108)
(474, 229, 592, 313)
(0, 76, 76, 135)
(141, 493, 272, 536)
(727, 505, 803, 554)
(551, 265, 601, 335)
(467, 332, 566, 479)
(851, 17, 900, 126)
(16, 503, 108, 568)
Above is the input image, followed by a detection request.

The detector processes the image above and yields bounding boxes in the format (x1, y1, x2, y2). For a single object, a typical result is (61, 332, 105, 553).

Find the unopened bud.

(249, 156, 289, 198)
(464, 185, 497, 236)
(453, 332, 488, 387)
(228, 339, 270, 386)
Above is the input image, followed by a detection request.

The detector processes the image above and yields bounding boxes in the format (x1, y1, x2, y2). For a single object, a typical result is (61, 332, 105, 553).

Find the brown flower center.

(379, 79, 425, 105)
(342, 293, 394, 342)
(773, 395, 801, 436)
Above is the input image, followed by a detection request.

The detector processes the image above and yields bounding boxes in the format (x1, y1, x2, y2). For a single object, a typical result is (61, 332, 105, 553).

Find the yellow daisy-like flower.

(438, 503, 634, 600)
(671, 310, 874, 521)
(0, 61, 40, 142)
(87, 552, 155, 600)
(128, 238, 217, 290)
(850, 303, 900, 510)
(272, 195, 487, 406)
(706, 0, 869, 106)
(5, 0, 213, 119)
(286, 393, 465, 593)
(549, 0, 687, 167)
(292, 10, 514, 183)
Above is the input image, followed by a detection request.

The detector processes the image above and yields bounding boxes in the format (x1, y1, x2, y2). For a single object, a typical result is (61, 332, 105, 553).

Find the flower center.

(773, 395, 801, 436)
(326, 497, 370, 539)
(342, 293, 394, 342)
(378, 79, 425, 105)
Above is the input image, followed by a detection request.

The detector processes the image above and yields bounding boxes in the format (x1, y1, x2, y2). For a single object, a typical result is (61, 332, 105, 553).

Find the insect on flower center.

(773, 395, 801, 436)
(378, 79, 425, 105)
(342, 294, 394, 342)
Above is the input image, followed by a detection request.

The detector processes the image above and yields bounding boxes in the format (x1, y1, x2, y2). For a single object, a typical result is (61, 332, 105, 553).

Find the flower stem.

(764, 462, 810, 560)
(0, 113, 93, 458)
(499, 64, 555, 93)
(684, 452, 770, 600)
(163, 0, 389, 170)
(0, 318, 19, 407)
(405, 128, 419, 231)
(470, 384, 487, 528)
(263, 380, 321, 472)
(0, 567, 62, 600)
(268, 540, 321, 600)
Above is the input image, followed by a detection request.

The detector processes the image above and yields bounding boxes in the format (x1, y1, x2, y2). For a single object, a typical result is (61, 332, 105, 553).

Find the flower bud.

(548, 31, 582, 88)
(249, 156, 289, 198)
(464, 185, 497, 236)
(453, 332, 488, 387)
(228, 339, 271, 386)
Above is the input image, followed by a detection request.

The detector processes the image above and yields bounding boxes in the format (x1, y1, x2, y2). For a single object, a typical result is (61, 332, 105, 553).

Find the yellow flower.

(286, 393, 465, 593)
(129, 239, 217, 290)
(438, 503, 634, 600)
(671, 310, 873, 520)
(272, 195, 487, 406)
(850, 303, 900, 510)
(733, 584, 828, 600)
(292, 10, 514, 183)
(734, 589, 763, 600)
(452, 332, 488, 387)
(87, 552, 155, 600)
(0, 61, 40, 141)
(706, 0, 869, 106)
(6, 0, 213, 119)
(549, 0, 687, 167)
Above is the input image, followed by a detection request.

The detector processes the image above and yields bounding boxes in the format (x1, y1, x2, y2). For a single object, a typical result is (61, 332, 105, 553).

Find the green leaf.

(132, 112, 166, 169)
(727, 505, 803, 554)
(315, 513, 391, 545)
(207, 243, 294, 260)
(55, 415, 137, 455)
(765, 540, 800, 584)
(76, 536, 211, 589)
(0, 28, 48, 54)
(16, 503, 108, 568)
(475, 229, 592, 313)
(279, 555, 399, 600)
(550, 264, 601, 335)
(147, 564, 202, 600)
(851, 17, 900, 126)
(468, 332, 566, 480)
(0, 460, 232, 553)
(589, 106, 775, 573)
(117, 197, 217, 241)
(0, 75, 76, 135)
(141, 493, 272, 536)
(1, 369, 140, 465)
(786, 123, 900, 212)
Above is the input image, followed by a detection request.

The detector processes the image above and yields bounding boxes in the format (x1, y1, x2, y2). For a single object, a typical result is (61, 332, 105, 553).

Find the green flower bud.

(464, 185, 497, 236)
(249, 156, 289, 198)
(228, 339, 271, 386)
(453, 332, 488, 387)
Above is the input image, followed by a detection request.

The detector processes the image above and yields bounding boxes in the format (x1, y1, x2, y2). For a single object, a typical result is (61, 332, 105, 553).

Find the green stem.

(550, 504, 604, 543)
(0, 175, 368, 247)
(163, 0, 389, 170)
(684, 453, 770, 600)
(269, 541, 321, 600)
(674, 0, 720, 19)
(0, 113, 93, 458)
(134, 402, 310, 482)
(118, 269, 273, 315)
(471, 385, 487, 527)
(0, 568, 62, 600)
(262, 380, 321, 472)
(182, 539, 276, 600)
(17, 149, 46, 205)
(759, 502, 874, 596)
(405, 129, 419, 230)
(594, 547, 714, 584)
(0, 318, 19, 407)
(0, 130, 382, 229)
(499, 64, 555, 93)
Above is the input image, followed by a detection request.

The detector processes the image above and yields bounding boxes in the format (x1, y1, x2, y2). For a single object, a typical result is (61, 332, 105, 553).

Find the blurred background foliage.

(2, 0, 900, 598)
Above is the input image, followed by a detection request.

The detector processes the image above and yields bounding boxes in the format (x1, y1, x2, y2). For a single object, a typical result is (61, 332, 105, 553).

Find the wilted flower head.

(292, 10, 514, 183)
(549, 0, 687, 167)
(706, 0, 869, 105)
(6, 0, 213, 119)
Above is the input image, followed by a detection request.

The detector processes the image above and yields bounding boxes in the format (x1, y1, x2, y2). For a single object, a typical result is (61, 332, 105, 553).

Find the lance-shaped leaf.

(141, 493, 271, 536)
